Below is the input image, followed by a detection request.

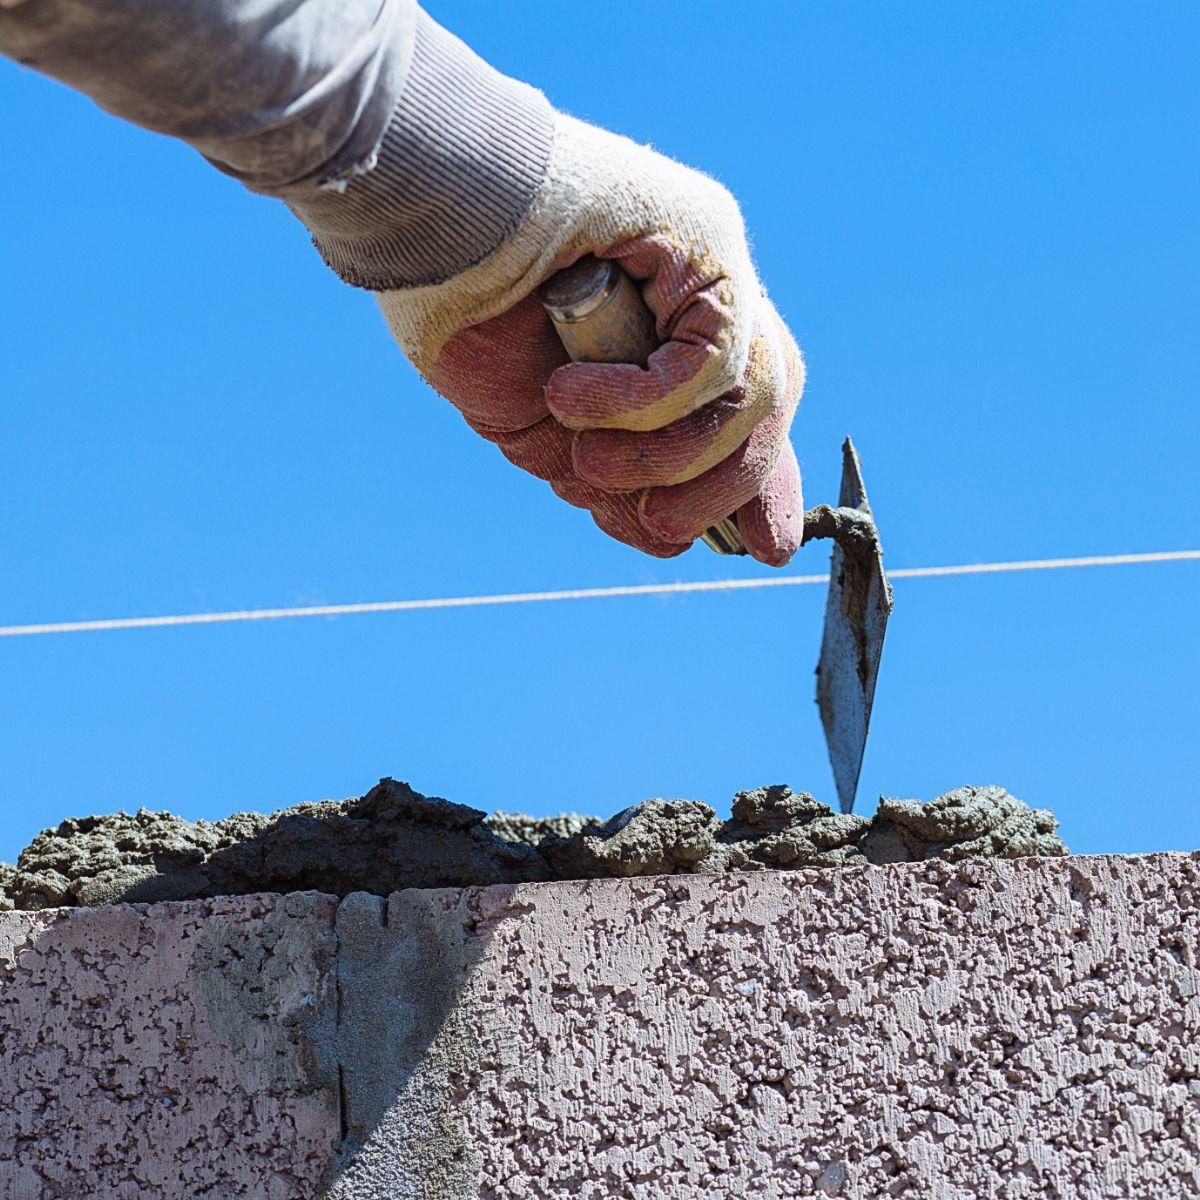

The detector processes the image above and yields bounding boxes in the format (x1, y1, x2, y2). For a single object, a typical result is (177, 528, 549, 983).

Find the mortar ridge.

(0, 780, 1071, 912)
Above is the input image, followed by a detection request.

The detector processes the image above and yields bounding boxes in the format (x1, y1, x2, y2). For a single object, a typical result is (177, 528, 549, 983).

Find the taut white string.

(1, 549, 1196, 639)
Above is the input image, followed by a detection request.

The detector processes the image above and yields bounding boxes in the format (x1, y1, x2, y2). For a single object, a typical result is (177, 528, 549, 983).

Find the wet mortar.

(0, 780, 1066, 911)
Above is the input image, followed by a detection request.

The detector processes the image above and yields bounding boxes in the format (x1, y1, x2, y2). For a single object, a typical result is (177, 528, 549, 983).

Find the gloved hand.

(0, 0, 803, 562)
(379, 115, 805, 564)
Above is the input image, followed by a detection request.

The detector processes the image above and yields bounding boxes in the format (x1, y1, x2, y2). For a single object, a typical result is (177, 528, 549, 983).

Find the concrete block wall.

(2, 854, 1199, 1198)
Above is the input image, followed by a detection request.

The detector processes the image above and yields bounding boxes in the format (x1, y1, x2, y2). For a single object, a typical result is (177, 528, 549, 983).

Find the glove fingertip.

(737, 444, 804, 568)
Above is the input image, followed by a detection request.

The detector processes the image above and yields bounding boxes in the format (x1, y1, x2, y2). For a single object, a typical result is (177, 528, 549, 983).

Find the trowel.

(540, 257, 893, 812)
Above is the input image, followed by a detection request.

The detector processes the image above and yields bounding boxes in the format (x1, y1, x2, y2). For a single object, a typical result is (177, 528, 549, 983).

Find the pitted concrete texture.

(0, 891, 341, 1199)
(2, 853, 1199, 1199)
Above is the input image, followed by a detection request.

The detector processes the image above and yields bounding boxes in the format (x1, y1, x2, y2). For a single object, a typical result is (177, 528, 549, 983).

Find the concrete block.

(0, 892, 341, 1199)
(3, 854, 1200, 1198)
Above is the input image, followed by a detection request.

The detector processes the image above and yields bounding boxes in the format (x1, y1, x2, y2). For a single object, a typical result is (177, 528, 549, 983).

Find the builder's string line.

(1, 549, 1197, 639)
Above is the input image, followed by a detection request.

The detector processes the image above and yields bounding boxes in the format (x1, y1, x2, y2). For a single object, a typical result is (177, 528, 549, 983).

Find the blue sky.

(1, 1, 1197, 864)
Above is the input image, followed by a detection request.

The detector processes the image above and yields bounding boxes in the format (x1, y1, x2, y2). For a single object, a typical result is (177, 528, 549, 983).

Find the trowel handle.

(538, 256, 746, 556)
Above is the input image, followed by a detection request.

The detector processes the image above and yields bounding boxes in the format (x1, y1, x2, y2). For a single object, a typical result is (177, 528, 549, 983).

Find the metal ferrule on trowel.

(540, 256, 893, 814)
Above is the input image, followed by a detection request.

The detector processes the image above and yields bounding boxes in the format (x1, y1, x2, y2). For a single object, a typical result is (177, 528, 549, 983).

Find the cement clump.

(3, 779, 541, 911)
(862, 784, 1066, 864)
(539, 799, 721, 878)
(0, 779, 1067, 910)
(484, 811, 601, 845)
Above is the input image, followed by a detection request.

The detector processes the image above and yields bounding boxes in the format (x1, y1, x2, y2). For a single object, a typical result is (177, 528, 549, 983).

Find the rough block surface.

(0, 892, 341, 1199)
(3, 854, 1199, 1198)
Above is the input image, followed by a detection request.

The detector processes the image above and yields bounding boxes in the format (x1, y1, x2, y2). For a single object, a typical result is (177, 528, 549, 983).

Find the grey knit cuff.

(285, 10, 554, 291)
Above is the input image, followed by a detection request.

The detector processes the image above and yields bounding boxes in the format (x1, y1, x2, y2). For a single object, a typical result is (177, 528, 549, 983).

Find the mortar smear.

(0, 780, 1066, 911)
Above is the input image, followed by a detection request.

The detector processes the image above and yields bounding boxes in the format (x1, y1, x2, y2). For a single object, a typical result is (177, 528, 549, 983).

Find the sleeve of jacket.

(0, 0, 554, 287)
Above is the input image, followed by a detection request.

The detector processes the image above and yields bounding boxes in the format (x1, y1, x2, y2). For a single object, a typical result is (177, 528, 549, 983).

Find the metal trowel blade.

(815, 439, 893, 813)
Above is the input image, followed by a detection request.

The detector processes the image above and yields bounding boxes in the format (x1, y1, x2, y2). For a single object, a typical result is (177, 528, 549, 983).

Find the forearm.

(0, 0, 553, 286)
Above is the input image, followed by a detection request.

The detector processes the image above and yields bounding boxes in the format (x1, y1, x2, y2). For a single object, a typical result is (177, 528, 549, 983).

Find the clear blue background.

(2, 1, 1197, 864)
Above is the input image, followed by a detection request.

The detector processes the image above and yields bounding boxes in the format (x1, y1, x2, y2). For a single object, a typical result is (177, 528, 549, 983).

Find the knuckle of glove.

(543, 283, 744, 434)
(543, 169, 755, 435)
(571, 388, 762, 493)
(634, 300, 804, 546)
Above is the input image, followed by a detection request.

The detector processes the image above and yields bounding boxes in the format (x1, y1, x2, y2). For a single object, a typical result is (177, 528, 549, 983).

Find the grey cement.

(0, 780, 1066, 912)
(3, 854, 1199, 1198)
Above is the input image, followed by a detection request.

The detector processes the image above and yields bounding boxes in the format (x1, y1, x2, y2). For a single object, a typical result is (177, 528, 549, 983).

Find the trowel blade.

(815, 439, 893, 813)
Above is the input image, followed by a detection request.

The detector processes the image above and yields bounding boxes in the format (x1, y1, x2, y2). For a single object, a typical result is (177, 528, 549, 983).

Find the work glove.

(378, 115, 806, 564)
